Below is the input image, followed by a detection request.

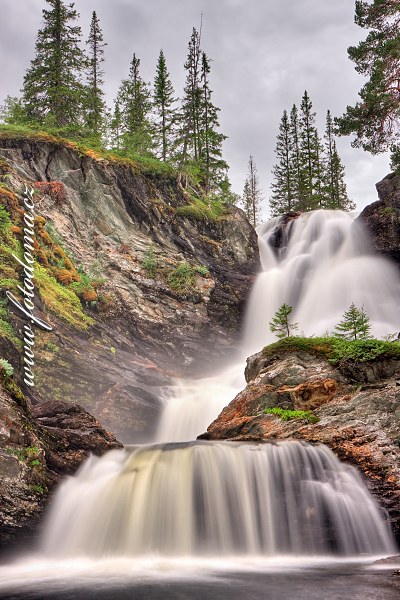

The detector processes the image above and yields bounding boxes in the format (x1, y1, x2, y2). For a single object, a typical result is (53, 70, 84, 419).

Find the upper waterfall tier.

(244, 210, 400, 354)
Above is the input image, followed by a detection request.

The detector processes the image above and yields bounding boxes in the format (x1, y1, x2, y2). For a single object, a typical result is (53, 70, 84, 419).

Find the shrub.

(34, 181, 66, 205)
(0, 358, 14, 376)
(167, 261, 196, 293)
(142, 245, 158, 278)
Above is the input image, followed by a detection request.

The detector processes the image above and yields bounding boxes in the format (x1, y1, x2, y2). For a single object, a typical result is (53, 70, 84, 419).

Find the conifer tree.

(22, 0, 86, 128)
(324, 111, 355, 211)
(289, 104, 306, 212)
(299, 91, 320, 209)
(269, 304, 299, 339)
(115, 54, 153, 154)
(85, 11, 106, 137)
(153, 49, 177, 161)
(176, 27, 203, 166)
(331, 142, 356, 211)
(242, 179, 253, 222)
(270, 110, 294, 216)
(334, 303, 371, 340)
(109, 102, 122, 150)
(243, 156, 262, 227)
(324, 110, 336, 209)
(199, 51, 228, 193)
(336, 0, 400, 159)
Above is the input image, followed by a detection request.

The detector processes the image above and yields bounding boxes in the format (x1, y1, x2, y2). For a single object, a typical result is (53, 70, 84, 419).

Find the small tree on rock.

(334, 303, 371, 340)
(269, 304, 299, 339)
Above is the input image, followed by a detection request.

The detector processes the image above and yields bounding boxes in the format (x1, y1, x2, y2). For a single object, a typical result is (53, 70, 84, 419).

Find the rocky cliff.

(0, 132, 260, 442)
(357, 172, 400, 264)
(0, 369, 121, 554)
(200, 341, 400, 542)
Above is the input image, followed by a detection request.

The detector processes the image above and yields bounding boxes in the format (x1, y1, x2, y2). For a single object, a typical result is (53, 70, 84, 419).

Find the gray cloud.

(0, 0, 389, 216)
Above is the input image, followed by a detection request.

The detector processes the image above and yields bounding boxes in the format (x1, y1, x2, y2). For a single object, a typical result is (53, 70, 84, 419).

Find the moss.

(0, 369, 27, 409)
(34, 264, 94, 330)
(176, 197, 228, 223)
(262, 336, 400, 365)
(264, 407, 319, 424)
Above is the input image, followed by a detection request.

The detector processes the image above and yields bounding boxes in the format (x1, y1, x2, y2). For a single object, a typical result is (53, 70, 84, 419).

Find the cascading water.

(157, 210, 400, 441)
(41, 441, 395, 558)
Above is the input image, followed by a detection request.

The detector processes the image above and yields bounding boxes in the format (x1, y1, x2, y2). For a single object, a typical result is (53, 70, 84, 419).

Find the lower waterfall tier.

(40, 441, 395, 558)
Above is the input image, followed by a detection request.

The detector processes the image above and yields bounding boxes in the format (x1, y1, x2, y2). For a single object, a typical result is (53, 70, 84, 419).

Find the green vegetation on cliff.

(263, 336, 400, 365)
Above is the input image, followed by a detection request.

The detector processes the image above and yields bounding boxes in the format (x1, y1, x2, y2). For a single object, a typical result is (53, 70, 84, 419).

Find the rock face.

(0, 134, 260, 441)
(200, 349, 400, 542)
(0, 375, 121, 553)
(357, 172, 400, 263)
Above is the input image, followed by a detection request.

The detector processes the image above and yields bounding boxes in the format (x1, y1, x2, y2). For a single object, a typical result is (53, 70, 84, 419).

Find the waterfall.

(41, 441, 395, 558)
(156, 210, 400, 441)
(34, 210, 398, 564)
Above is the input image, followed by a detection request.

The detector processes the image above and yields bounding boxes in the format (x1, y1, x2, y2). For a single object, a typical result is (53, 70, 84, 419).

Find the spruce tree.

(324, 110, 336, 209)
(270, 109, 294, 216)
(22, 0, 86, 128)
(85, 11, 106, 138)
(334, 303, 371, 340)
(289, 104, 306, 212)
(336, 1, 400, 159)
(242, 179, 253, 222)
(299, 91, 319, 210)
(269, 304, 299, 339)
(199, 52, 228, 193)
(116, 54, 153, 154)
(176, 27, 203, 166)
(324, 111, 355, 211)
(331, 141, 355, 211)
(153, 49, 177, 161)
(243, 156, 262, 227)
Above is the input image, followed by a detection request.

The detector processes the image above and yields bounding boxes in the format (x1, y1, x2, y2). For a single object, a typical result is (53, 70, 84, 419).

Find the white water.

(157, 210, 400, 441)
(40, 441, 395, 558)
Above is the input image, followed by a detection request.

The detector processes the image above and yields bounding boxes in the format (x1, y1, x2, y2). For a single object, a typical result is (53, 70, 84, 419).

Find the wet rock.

(0, 381, 121, 552)
(357, 172, 400, 264)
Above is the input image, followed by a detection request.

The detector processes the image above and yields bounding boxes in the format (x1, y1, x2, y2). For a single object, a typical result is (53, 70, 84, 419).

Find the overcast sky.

(0, 0, 390, 216)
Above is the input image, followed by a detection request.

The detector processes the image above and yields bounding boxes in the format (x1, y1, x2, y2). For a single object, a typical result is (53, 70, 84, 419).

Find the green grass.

(262, 336, 400, 365)
(167, 261, 196, 294)
(264, 407, 319, 424)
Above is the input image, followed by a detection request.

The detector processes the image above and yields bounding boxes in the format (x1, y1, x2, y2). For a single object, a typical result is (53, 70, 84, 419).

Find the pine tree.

(153, 49, 177, 161)
(270, 109, 294, 216)
(22, 0, 86, 128)
(336, 1, 400, 159)
(85, 11, 106, 138)
(334, 303, 371, 340)
(199, 52, 228, 193)
(269, 304, 299, 339)
(116, 54, 153, 154)
(243, 156, 263, 227)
